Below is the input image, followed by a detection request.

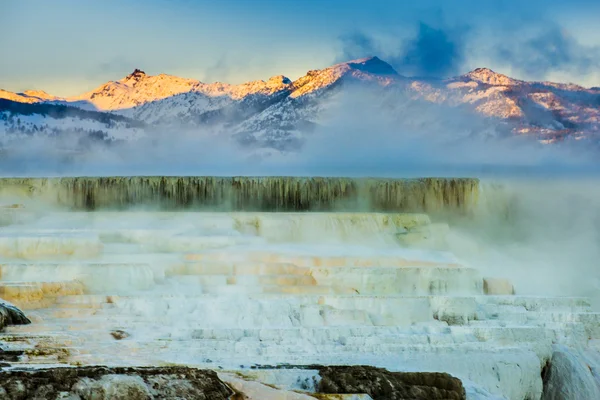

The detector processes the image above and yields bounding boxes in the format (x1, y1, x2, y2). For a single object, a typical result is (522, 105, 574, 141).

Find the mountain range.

(1, 57, 599, 152)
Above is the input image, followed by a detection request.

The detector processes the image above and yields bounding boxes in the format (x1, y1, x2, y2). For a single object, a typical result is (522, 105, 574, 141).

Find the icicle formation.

(0, 177, 479, 213)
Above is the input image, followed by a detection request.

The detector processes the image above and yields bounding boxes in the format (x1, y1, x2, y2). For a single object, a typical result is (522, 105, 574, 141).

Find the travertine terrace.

(0, 177, 479, 212)
(0, 177, 599, 399)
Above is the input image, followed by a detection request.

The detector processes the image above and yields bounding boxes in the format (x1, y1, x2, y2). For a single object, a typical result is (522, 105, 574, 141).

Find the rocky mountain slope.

(1, 57, 598, 151)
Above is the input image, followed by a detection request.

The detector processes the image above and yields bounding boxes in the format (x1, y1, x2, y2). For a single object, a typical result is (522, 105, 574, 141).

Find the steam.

(1, 80, 600, 310)
(450, 179, 600, 308)
(287, 88, 597, 177)
(491, 23, 600, 80)
(3, 82, 598, 178)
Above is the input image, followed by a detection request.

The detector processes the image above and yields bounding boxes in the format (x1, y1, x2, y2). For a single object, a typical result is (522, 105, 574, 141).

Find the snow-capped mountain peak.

(122, 68, 147, 84)
(69, 69, 200, 111)
(290, 56, 399, 98)
(223, 75, 293, 98)
(0, 89, 63, 104)
(20, 90, 61, 101)
(463, 67, 522, 86)
(0, 89, 38, 104)
(343, 56, 399, 76)
(268, 75, 292, 85)
(2, 56, 599, 150)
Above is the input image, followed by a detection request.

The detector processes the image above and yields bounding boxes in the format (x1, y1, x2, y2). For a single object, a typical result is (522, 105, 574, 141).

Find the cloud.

(254, 86, 600, 178)
(338, 32, 381, 62)
(337, 22, 468, 78)
(2, 82, 599, 178)
(397, 22, 467, 77)
(494, 24, 600, 79)
(338, 19, 600, 85)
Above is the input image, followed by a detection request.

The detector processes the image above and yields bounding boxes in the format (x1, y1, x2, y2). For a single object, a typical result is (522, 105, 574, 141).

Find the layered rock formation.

(0, 366, 233, 400)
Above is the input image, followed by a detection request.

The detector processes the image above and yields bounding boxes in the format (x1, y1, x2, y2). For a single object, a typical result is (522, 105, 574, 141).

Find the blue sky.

(2, 0, 600, 96)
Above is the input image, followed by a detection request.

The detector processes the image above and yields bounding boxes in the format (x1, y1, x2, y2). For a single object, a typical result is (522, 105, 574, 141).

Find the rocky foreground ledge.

(0, 365, 467, 400)
(0, 366, 232, 400)
(316, 366, 465, 399)
(0, 298, 468, 399)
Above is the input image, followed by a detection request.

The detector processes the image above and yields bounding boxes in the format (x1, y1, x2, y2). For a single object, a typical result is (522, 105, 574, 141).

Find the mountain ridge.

(1, 56, 599, 150)
(3, 57, 597, 107)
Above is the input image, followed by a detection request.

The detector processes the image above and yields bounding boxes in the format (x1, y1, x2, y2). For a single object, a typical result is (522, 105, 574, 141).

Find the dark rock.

(0, 366, 233, 400)
(110, 330, 130, 340)
(0, 300, 31, 329)
(0, 349, 24, 362)
(317, 365, 466, 400)
(5, 379, 27, 400)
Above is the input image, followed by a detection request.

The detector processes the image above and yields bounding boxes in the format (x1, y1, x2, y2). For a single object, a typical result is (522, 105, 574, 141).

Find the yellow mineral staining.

(483, 278, 515, 295)
(0, 281, 84, 309)
(0, 235, 103, 260)
(24, 346, 70, 362)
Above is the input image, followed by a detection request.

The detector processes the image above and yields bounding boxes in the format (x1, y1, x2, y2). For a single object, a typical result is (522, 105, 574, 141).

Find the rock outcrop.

(316, 366, 466, 400)
(0, 299, 30, 330)
(542, 345, 600, 400)
(0, 366, 233, 400)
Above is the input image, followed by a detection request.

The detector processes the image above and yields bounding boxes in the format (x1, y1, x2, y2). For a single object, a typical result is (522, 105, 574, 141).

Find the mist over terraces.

(1, 177, 600, 399)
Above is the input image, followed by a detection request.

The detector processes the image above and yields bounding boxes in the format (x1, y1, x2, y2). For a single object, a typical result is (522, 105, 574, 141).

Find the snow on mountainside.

(68, 69, 199, 111)
(1, 57, 599, 150)
(67, 68, 295, 122)
(124, 73, 294, 125)
(290, 56, 398, 98)
(405, 67, 600, 143)
(0, 99, 144, 147)
(233, 57, 402, 149)
(462, 68, 523, 86)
